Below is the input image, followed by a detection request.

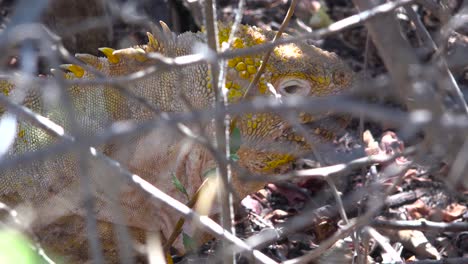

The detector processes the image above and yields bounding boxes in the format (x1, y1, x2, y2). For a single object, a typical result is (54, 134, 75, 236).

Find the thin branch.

(203, 3, 236, 262)
(372, 219, 468, 232)
(364, 227, 402, 263)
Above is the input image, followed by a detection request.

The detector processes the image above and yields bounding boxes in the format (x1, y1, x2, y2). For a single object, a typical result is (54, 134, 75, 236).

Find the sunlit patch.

(274, 44, 303, 60)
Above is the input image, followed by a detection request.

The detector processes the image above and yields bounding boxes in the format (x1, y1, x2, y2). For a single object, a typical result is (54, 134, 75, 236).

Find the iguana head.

(219, 24, 353, 102)
(217, 24, 354, 180)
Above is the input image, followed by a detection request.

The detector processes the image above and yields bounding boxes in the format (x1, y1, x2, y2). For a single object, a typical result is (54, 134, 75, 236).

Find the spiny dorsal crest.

(62, 20, 186, 79)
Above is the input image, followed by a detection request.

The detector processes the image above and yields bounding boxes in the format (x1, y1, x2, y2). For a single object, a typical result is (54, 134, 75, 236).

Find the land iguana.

(0, 22, 355, 262)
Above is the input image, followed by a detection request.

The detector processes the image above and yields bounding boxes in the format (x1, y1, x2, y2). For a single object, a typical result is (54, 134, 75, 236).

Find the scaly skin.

(0, 22, 354, 262)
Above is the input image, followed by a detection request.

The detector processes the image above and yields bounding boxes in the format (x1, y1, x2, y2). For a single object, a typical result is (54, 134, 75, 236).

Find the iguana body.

(0, 22, 354, 262)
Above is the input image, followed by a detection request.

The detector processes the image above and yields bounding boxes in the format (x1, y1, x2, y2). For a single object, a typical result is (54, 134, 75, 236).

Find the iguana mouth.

(279, 114, 349, 148)
(303, 115, 348, 140)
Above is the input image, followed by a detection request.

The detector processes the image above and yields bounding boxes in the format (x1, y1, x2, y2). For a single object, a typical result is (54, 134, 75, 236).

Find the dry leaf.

(442, 203, 467, 222)
(406, 200, 431, 219)
(396, 230, 441, 260)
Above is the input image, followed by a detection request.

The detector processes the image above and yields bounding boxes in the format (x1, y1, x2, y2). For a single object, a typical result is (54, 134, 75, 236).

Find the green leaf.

(0, 230, 41, 264)
(182, 233, 197, 252)
(229, 126, 242, 155)
(171, 173, 188, 199)
(229, 153, 239, 161)
(202, 167, 218, 179)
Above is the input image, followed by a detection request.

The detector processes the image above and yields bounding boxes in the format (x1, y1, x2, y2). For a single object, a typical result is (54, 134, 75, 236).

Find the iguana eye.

(278, 79, 311, 96)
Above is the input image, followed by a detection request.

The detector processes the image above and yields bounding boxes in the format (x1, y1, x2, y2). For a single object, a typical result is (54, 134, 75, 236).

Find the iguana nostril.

(332, 68, 351, 86)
